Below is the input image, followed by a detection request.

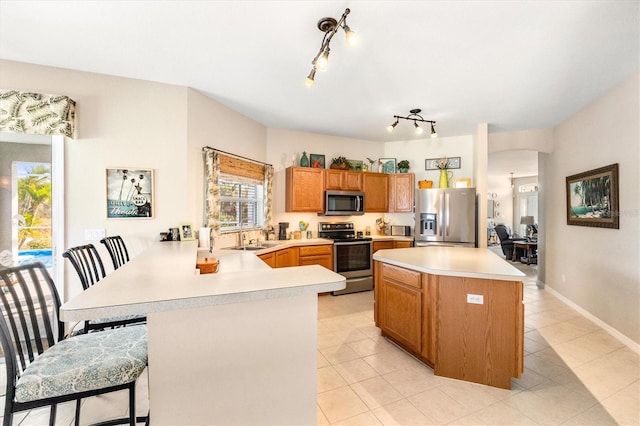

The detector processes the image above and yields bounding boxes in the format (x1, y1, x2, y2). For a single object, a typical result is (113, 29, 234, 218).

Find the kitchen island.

(373, 246, 526, 389)
(60, 241, 345, 425)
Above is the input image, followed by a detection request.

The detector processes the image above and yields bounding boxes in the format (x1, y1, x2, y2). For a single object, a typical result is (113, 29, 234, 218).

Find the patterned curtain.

(0, 90, 76, 138)
(203, 149, 221, 237)
(264, 164, 274, 227)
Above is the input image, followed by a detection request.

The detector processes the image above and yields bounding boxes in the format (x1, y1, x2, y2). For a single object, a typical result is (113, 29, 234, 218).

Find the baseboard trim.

(544, 285, 640, 355)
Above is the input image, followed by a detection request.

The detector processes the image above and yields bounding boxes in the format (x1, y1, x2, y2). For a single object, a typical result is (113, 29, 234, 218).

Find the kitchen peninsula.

(60, 241, 345, 425)
(373, 246, 526, 389)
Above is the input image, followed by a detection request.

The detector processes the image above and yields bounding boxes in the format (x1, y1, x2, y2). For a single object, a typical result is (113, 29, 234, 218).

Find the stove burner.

(318, 221, 370, 241)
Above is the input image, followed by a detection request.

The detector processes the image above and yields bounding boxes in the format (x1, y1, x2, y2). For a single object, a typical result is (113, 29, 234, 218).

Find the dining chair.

(100, 235, 130, 270)
(0, 262, 148, 426)
(62, 244, 146, 333)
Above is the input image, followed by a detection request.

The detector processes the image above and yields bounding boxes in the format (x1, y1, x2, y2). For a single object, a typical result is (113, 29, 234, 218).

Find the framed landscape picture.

(378, 158, 396, 173)
(566, 163, 619, 229)
(106, 168, 154, 218)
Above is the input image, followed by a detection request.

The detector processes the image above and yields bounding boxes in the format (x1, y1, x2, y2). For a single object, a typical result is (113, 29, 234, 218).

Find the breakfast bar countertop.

(373, 246, 525, 281)
(60, 240, 345, 322)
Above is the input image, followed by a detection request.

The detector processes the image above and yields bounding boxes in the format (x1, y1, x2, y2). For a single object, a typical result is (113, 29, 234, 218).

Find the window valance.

(0, 90, 76, 138)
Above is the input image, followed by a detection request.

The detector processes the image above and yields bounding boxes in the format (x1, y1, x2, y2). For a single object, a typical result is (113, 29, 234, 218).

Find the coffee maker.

(278, 222, 289, 240)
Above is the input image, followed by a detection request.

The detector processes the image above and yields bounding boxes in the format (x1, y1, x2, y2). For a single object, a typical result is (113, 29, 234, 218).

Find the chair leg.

(49, 404, 57, 426)
(75, 399, 81, 426)
(129, 382, 136, 426)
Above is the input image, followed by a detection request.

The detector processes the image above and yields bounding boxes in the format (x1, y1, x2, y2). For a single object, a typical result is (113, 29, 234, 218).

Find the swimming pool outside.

(18, 249, 53, 268)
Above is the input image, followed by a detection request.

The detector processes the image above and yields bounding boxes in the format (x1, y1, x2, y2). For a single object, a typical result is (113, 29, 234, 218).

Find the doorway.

(0, 134, 65, 298)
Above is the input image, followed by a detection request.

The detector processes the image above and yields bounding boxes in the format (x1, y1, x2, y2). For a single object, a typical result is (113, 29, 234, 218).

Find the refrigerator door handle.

(445, 192, 450, 237)
(438, 192, 444, 238)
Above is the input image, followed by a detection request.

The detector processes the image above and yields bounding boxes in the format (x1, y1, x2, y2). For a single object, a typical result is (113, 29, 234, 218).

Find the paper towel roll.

(198, 227, 211, 249)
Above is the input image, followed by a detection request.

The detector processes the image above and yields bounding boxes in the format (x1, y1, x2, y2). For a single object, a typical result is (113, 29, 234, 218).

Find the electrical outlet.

(467, 294, 484, 304)
(84, 228, 106, 241)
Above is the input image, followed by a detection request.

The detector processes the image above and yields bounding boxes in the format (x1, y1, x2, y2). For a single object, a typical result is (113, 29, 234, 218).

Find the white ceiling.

(0, 0, 638, 145)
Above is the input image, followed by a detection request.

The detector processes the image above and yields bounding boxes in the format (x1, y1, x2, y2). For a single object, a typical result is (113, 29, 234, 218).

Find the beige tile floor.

(2, 258, 638, 425)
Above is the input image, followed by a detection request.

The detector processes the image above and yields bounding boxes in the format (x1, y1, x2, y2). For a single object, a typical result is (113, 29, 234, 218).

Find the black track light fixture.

(387, 109, 438, 138)
(305, 8, 357, 87)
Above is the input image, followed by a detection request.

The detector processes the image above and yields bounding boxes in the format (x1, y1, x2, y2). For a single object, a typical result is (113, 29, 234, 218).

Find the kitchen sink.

(229, 245, 267, 251)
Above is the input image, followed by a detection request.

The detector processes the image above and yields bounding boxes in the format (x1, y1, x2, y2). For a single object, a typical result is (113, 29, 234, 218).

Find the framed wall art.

(310, 154, 325, 168)
(348, 159, 363, 171)
(378, 158, 396, 173)
(106, 168, 154, 218)
(425, 157, 461, 170)
(566, 163, 619, 229)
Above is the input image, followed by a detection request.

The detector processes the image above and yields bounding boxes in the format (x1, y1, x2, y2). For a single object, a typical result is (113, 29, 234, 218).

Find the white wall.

(544, 73, 639, 344)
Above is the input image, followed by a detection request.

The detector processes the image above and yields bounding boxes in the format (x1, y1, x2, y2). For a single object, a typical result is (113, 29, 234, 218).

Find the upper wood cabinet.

(363, 172, 389, 212)
(324, 169, 363, 191)
(389, 173, 415, 213)
(285, 167, 324, 212)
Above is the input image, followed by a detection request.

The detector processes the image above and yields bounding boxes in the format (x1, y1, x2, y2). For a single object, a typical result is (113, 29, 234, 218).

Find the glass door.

(1, 134, 64, 298)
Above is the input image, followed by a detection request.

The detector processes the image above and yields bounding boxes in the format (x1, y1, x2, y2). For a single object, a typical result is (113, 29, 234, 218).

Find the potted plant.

(330, 156, 349, 170)
(397, 160, 410, 173)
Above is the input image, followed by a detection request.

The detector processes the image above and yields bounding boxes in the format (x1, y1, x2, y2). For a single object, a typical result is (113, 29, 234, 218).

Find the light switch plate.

(84, 228, 106, 241)
(467, 294, 484, 304)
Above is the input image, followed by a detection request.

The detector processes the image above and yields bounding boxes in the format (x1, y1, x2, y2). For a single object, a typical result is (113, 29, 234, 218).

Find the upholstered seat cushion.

(15, 325, 147, 403)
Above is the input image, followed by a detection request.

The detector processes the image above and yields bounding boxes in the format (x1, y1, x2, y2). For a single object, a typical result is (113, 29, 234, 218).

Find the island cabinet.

(285, 167, 324, 212)
(363, 172, 389, 212)
(374, 254, 524, 389)
(298, 244, 333, 269)
(324, 169, 363, 191)
(389, 173, 415, 212)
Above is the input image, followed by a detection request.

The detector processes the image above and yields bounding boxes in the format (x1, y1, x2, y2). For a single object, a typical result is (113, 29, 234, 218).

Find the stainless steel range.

(318, 222, 373, 295)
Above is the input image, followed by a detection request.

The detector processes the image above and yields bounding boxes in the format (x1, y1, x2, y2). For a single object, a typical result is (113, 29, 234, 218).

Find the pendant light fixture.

(305, 8, 357, 87)
(386, 109, 438, 137)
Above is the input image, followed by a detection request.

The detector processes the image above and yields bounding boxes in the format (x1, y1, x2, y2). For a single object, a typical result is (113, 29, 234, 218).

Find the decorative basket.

(196, 257, 219, 274)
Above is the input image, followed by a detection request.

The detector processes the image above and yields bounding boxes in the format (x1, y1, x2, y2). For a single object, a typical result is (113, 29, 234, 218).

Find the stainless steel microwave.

(324, 190, 365, 216)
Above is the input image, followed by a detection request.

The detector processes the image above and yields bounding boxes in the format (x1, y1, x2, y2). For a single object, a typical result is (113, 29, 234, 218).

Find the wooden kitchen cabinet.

(363, 172, 389, 212)
(275, 247, 299, 268)
(372, 241, 394, 253)
(298, 244, 333, 270)
(285, 167, 324, 212)
(376, 263, 423, 354)
(374, 259, 524, 388)
(324, 169, 363, 191)
(393, 240, 413, 248)
(389, 173, 415, 212)
(258, 252, 276, 268)
(373, 240, 412, 253)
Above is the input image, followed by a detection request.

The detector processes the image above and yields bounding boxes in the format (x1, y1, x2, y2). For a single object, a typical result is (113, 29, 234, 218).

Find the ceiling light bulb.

(316, 49, 330, 71)
(305, 69, 316, 87)
(430, 123, 438, 138)
(386, 120, 398, 133)
(414, 122, 424, 135)
(343, 25, 357, 46)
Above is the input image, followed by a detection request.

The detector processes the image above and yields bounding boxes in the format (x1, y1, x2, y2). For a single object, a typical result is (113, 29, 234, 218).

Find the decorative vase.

(300, 151, 309, 167)
(439, 169, 453, 188)
(398, 168, 408, 173)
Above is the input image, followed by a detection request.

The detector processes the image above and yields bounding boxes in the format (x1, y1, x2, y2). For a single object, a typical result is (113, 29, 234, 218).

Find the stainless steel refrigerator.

(414, 188, 477, 247)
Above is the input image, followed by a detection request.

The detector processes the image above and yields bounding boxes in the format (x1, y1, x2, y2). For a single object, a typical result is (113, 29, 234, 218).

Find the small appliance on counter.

(278, 222, 289, 240)
(390, 225, 412, 236)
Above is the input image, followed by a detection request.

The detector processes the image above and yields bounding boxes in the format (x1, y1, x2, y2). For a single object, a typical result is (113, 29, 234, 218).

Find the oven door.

(333, 240, 372, 278)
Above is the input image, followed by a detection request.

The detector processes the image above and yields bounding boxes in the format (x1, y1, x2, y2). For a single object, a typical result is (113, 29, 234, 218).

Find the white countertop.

(60, 241, 345, 322)
(373, 246, 526, 281)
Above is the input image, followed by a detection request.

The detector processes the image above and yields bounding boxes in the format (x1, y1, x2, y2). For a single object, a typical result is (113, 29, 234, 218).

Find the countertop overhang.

(373, 246, 526, 281)
(60, 241, 346, 322)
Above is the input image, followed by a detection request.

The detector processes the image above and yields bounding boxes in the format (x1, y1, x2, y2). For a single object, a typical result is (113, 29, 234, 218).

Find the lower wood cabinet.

(298, 244, 333, 269)
(375, 260, 523, 387)
(376, 263, 423, 354)
(258, 244, 333, 269)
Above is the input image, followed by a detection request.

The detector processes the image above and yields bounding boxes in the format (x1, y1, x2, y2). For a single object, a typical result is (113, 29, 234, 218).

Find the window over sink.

(219, 174, 265, 232)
